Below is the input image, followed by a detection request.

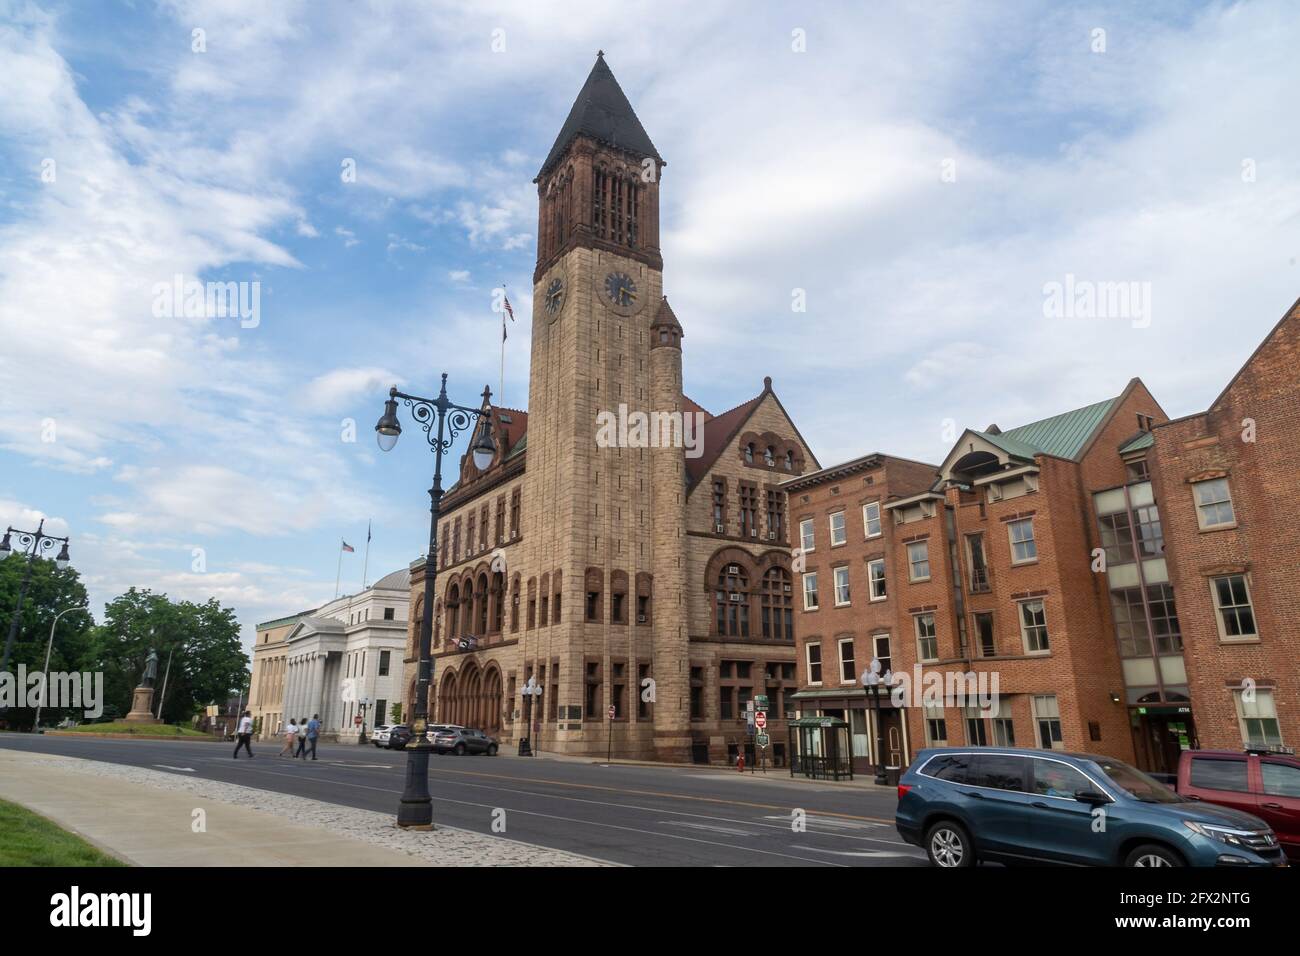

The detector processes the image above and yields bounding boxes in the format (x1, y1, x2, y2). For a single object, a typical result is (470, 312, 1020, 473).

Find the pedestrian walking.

(280, 718, 298, 757)
(295, 717, 309, 758)
(305, 713, 321, 760)
(232, 710, 254, 758)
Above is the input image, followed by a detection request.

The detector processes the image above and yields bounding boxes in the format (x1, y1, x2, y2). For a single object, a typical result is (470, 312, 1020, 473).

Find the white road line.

(152, 765, 195, 773)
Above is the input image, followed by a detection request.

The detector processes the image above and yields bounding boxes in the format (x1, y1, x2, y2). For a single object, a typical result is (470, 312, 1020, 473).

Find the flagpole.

(500, 283, 506, 408)
(335, 538, 344, 600)
(362, 520, 372, 591)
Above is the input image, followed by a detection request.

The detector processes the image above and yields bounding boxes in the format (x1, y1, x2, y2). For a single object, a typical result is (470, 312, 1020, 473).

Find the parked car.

(896, 747, 1287, 868)
(1172, 746, 1300, 862)
(386, 723, 465, 750)
(431, 727, 498, 756)
(371, 725, 394, 748)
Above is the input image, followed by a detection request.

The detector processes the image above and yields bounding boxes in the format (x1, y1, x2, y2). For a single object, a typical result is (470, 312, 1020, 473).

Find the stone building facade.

(401, 54, 817, 763)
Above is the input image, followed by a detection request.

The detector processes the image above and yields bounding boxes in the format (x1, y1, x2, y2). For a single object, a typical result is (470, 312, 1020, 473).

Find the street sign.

(754, 711, 768, 730)
(353, 715, 362, 726)
(607, 705, 615, 719)
(756, 733, 770, 748)
(754, 695, 770, 712)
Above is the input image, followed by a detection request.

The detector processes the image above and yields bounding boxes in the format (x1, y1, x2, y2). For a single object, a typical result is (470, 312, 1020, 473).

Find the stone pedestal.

(124, 686, 161, 724)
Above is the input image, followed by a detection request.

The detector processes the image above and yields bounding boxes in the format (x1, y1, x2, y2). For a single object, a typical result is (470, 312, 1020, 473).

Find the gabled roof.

(1118, 431, 1154, 454)
(684, 391, 766, 487)
(980, 396, 1117, 461)
(537, 52, 663, 179)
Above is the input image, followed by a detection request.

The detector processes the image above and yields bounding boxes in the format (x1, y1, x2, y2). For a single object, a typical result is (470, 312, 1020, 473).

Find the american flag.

(502, 291, 514, 342)
(341, 539, 355, 553)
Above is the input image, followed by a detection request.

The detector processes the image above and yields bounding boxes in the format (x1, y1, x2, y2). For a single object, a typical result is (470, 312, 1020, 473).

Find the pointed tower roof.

(537, 52, 663, 179)
(650, 296, 683, 333)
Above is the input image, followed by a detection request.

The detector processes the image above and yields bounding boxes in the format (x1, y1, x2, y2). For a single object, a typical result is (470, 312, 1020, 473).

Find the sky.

(1, 0, 1298, 653)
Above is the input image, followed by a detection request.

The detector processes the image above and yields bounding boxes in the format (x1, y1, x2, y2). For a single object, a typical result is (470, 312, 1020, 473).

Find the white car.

(371, 725, 393, 747)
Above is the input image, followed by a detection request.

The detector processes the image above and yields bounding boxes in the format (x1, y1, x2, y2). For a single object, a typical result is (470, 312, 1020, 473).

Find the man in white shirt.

(233, 710, 255, 759)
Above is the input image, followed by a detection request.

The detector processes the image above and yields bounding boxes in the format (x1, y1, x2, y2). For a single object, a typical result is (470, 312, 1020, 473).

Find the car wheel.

(454, 743, 466, 756)
(925, 821, 974, 868)
(487, 744, 498, 756)
(1125, 844, 1183, 868)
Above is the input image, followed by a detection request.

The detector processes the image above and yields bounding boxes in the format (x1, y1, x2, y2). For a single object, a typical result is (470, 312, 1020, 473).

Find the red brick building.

(1150, 298, 1300, 758)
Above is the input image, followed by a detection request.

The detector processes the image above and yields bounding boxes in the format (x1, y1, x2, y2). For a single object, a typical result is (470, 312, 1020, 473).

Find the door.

(1257, 758, 1300, 859)
(1027, 758, 1112, 865)
(965, 754, 1036, 857)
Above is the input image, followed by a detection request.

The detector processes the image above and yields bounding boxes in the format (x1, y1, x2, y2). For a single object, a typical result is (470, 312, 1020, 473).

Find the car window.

(973, 754, 1027, 792)
(1033, 759, 1093, 798)
(1094, 758, 1181, 803)
(1262, 762, 1300, 798)
(1190, 757, 1249, 793)
(923, 754, 974, 784)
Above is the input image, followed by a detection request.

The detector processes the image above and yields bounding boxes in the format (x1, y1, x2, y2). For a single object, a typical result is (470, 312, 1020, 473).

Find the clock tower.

(524, 52, 692, 760)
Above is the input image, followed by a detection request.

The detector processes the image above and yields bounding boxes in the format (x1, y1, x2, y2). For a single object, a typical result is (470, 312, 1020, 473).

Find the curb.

(43, 732, 226, 742)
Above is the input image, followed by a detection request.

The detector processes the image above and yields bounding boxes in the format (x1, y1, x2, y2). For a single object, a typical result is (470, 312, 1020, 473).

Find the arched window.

(510, 574, 521, 632)
(447, 584, 460, 639)
(475, 573, 489, 634)
(762, 567, 794, 641)
(491, 572, 505, 633)
(715, 565, 750, 638)
(744, 443, 755, 464)
(764, 446, 775, 467)
(785, 450, 795, 471)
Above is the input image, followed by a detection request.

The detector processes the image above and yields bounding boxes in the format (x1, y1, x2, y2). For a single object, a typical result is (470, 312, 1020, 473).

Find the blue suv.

(896, 747, 1287, 867)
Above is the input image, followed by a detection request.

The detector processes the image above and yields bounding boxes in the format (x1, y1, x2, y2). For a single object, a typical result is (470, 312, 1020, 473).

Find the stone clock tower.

(524, 53, 692, 760)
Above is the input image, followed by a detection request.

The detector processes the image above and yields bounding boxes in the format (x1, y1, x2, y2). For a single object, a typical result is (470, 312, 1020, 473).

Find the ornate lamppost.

(1, 519, 72, 675)
(861, 657, 897, 786)
(375, 375, 495, 829)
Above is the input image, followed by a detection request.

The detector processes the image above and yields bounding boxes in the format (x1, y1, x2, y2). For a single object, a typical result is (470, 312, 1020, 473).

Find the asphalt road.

(0, 733, 927, 867)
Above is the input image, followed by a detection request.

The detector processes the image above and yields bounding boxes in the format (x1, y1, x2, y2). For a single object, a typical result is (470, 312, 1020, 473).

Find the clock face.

(604, 271, 637, 308)
(544, 277, 564, 318)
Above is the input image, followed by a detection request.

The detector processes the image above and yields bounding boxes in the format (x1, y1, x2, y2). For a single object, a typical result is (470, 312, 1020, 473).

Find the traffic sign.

(754, 695, 770, 712)
(754, 711, 768, 730)
(756, 733, 770, 748)
(607, 705, 615, 719)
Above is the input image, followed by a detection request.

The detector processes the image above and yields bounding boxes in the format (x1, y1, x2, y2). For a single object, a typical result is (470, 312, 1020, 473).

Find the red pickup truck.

(1174, 746, 1300, 861)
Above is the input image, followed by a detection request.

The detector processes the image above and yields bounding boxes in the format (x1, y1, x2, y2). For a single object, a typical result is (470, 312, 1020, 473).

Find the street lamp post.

(520, 675, 542, 756)
(1, 519, 72, 676)
(375, 375, 495, 829)
(33, 606, 88, 731)
(861, 657, 896, 786)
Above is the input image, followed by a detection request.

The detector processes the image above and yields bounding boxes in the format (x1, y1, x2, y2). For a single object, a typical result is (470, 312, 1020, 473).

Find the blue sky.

(2, 0, 1298, 651)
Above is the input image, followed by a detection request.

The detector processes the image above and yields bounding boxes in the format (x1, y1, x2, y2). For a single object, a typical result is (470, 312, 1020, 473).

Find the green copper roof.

(1119, 431, 1154, 453)
(981, 396, 1117, 461)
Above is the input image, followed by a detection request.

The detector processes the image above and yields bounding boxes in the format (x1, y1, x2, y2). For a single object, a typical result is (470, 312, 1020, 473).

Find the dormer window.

(744, 443, 754, 464)
(785, 450, 794, 471)
(764, 446, 775, 467)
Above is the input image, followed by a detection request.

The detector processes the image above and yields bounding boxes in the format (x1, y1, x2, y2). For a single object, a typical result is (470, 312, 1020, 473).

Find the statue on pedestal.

(124, 648, 162, 724)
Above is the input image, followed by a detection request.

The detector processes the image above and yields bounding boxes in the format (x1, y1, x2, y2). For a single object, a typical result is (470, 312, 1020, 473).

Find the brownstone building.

(787, 301, 1300, 778)
(400, 54, 817, 763)
(1150, 298, 1300, 758)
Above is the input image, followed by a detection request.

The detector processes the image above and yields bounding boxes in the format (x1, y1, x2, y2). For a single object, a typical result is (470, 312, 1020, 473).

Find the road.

(0, 734, 926, 867)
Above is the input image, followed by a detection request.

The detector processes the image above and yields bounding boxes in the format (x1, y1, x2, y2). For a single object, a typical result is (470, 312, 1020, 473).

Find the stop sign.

(754, 711, 768, 730)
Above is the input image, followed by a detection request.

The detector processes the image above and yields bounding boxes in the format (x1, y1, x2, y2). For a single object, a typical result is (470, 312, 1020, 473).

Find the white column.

(308, 653, 325, 721)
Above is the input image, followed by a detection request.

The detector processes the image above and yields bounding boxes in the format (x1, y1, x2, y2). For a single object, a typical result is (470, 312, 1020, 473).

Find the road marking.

(661, 821, 758, 837)
(760, 814, 887, 831)
(799, 845, 922, 860)
(152, 765, 195, 773)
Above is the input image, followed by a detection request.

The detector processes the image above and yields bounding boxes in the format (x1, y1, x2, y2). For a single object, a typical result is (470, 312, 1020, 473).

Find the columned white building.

(263, 569, 409, 742)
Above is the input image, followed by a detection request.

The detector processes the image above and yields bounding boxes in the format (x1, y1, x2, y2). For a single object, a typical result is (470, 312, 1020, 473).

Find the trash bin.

(886, 765, 901, 786)
(517, 737, 532, 756)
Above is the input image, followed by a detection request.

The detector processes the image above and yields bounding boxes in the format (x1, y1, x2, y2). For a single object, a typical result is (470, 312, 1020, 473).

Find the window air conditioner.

(716, 524, 725, 533)
(729, 593, 742, 602)
(637, 614, 647, 624)
(768, 531, 777, 540)
(727, 565, 740, 574)
(750, 529, 758, 537)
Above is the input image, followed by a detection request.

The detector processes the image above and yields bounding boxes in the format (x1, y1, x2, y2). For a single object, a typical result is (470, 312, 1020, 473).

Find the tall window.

(1212, 574, 1256, 640)
(689, 667, 704, 720)
(712, 479, 726, 531)
(479, 504, 488, 550)
(715, 566, 750, 637)
(1008, 518, 1037, 563)
(1133, 504, 1165, 556)
(966, 534, 989, 592)
(1019, 599, 1049, 653)
(838, 638, 855, 683)
(833, 566, 851, 606)
(495, 497, 506, 544)
(802, 572, 819, 610)
(867, 558, 887, 601)
(1234, 688, 1281, 747)
(592, 168, 638, 246)
(738, 483, 759, 538)
(765, 491, 785, 542)
(1098, 510, 1135, 566)
(453, 518, 462, 563)
(799, 518, 815, 552)
(862, 501, 882, 538)
(915, 613, 938, 662)
(584, 661, 602, 719)
(1033, 695, 1062, 749)
(829, 511, 846, 546)
(872, 634, 891, 674)
(924, 704, 948, 745)
(806, 643, 823, 684)
(906, 540, 930, 581)
(510, 489, 521, 538)
(1194, 478, 1236, 529)
(466, 514, 476, 555)
(761, 568, 793, 641)
(991, 697, 1015, 746)
(764, 446, 775, 467)
(378, 651, 390, 676)
(964, 706, 988, 746)
(974, 611, 995, 657)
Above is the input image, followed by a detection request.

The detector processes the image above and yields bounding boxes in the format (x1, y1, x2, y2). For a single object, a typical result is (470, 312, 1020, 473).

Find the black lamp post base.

(396, 801, 435, 829)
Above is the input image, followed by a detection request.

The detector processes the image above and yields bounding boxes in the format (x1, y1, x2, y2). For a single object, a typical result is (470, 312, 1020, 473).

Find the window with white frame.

(806, 642, 823, 684)
(1032, 694, 1062, 749)
(799, 518, 815, 552)
(872, 633, 891, 675)
(1008, 518, 1037, 564)
(1194, 478, 1236, 529)
(829, 511, 847, 547)
(964, 705, 988, 746)
(906, 540, 930, 581)
(991, 697, 1015, 746)
(833, 566, 851, 606)
(915, 612, 938, 662)
(1234, 688, 1281, 748)
(802, 572, 819, 610)
(1211, 574, 1257, 641)
(1019, 599, 1050, 653)
(862, 501, 882, 538)
(924, 704, 948, 745)
(867, 558, 887, 600)
(838, 637, 855, 683)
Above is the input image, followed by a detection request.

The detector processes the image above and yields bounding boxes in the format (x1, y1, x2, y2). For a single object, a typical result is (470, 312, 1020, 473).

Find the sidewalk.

(0, 750, 608, 867)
